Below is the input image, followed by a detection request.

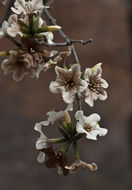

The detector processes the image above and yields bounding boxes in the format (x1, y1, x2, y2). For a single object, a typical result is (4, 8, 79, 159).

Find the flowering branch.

(0, 0, 109, 176)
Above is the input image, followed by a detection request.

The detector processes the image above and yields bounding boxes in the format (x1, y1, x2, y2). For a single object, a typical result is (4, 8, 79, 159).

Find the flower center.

(84, 124, 92, 132)
(88, 80, 103, 94)
(65, 79, 74, 88)
(28, 47, 35, 53)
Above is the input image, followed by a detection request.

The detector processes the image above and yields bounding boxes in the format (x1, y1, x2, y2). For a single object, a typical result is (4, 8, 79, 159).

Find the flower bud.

(65, 111, 71, 124)
(47, 25, 62, 31)
(91, 62, 102, 72)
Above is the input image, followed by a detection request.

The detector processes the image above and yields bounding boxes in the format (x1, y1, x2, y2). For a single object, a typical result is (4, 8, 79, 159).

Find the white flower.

(49, 64, 88, 104)
(34, 123, 50, 163)
(75, 110, 108, 140)
(7, 14, 24, 37)
(83, 63, 108, 107)
(0, 21, 9, 39)
(37, 103, 73, 127)
(7, 14, 46, 38)
(43, 48, 71, 71)
(43, 31, 54, 44)
(11, 0, 45, 15)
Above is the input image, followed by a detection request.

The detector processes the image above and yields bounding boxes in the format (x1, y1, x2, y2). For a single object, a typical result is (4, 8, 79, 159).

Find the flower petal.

(37, 152, 45, 163)
(34, 123, 49, 150)
(87, 113, 101, 123)
(49, 81, 64, 93)
(62, 90, 75, 104)
(75, 110, 85, 126)
(100, 78, 109, 88)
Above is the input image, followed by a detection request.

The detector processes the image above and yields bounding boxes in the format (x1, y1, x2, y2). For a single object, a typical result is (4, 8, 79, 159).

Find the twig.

(76, 93, 82, 110)
(71, 44, 79, 63)
(36, 39, 92, 47)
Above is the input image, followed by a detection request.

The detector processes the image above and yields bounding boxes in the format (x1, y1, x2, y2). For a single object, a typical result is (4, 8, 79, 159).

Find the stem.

(73, 141, 79, 159)
(51, 137, 67, 144)
(60, 141, 71, 153)
(76, 93, 82, 110)
(7, 35, 21, 47)
(58, 127, 68, 138)
(71, 44, 79, 63)
(75, 133, 85, 141)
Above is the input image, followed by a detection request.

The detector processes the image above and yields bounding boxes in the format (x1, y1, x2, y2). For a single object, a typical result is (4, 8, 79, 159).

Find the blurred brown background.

(0, 0, 132, 190)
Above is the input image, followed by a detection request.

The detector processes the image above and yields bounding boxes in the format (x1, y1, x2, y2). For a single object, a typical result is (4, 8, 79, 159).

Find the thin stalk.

(60, 140, 71, 153)
(76, 93, 82, 110)
(7, 35, 21, 47)
(75, 133, 85, 141)
(73, 141, 80, 159)
(51, 137, 67, 144)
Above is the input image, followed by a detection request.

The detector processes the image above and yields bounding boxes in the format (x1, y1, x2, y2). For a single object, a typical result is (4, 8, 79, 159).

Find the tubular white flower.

(43, 32, 54, 44)
(34, 123, 50, 163)
(37, 103, 73, 127)
(75, 110, 108, 140)
(49, 64, 88, 104)
(83, 63, 108, 107)
(7, 14, 47, 38)
(11, 0, 45, 15)
(0, 21, 9, 39)
(7, 14, 23, 37)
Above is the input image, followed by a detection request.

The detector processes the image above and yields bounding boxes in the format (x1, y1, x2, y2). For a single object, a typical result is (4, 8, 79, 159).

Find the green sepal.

(21, 26, 30, 34)
(32, 16, 40, 33)
(67, 123, 73, 134)
(29, 14, 34, 33)
(58, 127, 68, 138)
(81, 71, 85, 79)
(51, 137, 67, 144)
(60, 141, 71, 153)
(62, 121, 69, 133)
(36, 26, 49, 33)
(23, 34, 32, 38)
(18, 19, 29, 28)
(34, 34, 41, 38)
(7, 35, 21, 47)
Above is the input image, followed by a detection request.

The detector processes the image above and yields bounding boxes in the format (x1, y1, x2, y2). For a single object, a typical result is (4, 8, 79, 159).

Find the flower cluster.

(49, 62, 108, 107)
(0, 0, 62, 81)
(0, 0, 109, 176)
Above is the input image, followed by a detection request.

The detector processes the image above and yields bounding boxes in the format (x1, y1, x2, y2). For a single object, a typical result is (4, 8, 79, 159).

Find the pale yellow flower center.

(84, 124, 92, 132)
